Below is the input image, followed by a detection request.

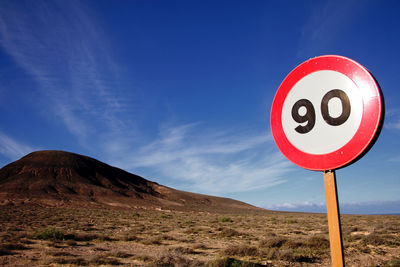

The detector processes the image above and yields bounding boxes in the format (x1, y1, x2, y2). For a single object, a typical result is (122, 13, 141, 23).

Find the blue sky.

(0, 0, 399, 214)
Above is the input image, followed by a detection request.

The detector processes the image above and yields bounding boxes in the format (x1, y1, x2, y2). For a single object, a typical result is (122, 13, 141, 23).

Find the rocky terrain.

(0, 150, 259, 212)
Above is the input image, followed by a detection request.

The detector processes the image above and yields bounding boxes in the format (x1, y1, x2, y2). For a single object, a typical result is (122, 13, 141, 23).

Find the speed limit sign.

(270, 55, 383, 171)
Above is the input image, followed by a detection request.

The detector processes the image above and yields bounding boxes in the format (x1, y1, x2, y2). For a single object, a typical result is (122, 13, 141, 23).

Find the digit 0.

(292, 89, 351, 133)
(321, 89, 351, 126)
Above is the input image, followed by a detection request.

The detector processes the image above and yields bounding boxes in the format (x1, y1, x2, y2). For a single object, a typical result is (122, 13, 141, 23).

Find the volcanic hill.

(0, 150, 260, 212)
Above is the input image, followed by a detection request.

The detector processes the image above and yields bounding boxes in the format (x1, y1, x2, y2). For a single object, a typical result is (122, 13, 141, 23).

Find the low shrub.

(89, 255, 122, 265)
(304, 236, 330, 249)
(19, 238, 35, 244)
(221, 245, 259, 257)
(258, 236, 287, 248)
(0, 248, 13, 256)
(66, 239, 77, 246)
(133, 255, 154, 263)
(142, 236, 162, 245)
(0, 243, 28, 250)
(282, 239, 303, 249)
(362, 232, 400, 247)
(218, 228, 241, 238)
(207, 257, 263, 267)
(54, 257, 88, 266)
(47, 251, 74, 257)
(169, 246, 196, 254)
(151, 252, 203, 267)
(113, 251, 133, 258)
(122, 234, 142, 242)
(192, 243, 208, 250)
(35, 228, 64, 241)
(64, 233, 114, 242)
(276, 249, 315, 263)
(384, 257, 400, 267)
(161, 234, 176, 241)
(220, 217, 233, 223)
(258, 236, 329, 262)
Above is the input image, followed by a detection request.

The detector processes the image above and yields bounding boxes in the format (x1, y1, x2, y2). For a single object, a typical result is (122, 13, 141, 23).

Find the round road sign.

(270, 55, 383, 171)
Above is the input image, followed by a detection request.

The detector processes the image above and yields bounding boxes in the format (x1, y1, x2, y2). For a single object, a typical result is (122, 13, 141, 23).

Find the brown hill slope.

(0, 150, 260, 212)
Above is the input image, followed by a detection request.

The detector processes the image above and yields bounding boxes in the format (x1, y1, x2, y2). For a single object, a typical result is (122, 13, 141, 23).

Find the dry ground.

(0, 205, 399, 266)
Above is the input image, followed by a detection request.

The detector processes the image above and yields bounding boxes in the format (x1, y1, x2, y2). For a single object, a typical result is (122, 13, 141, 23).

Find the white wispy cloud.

(384, 109, 400, 131)
(0, 2, 294, 197)
(386, 120, 400, 130)
(0, 0, 133, 142)
(389, 156, 400, 162)
(297, 0, 365, 58)
(267, 201, 326, 213)
(0, 131, 36, 161)
(112, 123, 292, 195)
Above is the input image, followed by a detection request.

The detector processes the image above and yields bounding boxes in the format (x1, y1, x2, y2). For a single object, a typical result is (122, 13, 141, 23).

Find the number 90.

(291, 89, 351, 134)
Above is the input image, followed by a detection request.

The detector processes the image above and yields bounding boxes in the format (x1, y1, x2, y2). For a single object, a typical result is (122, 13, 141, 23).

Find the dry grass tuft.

(221, 244, 259, 257)
(362, 232, 400, 247)
(218, 227, 242, 238)
(258, 236, 287, 248)
(151, 251, 203, 267)
(208, 257, 265, 267)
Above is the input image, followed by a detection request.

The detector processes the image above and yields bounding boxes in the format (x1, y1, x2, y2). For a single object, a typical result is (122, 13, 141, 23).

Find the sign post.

(324, 170, 344, 266)
(270, 55, 383, 266)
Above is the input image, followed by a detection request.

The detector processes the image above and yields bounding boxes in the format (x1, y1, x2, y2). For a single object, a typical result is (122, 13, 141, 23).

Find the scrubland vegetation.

(0, 205, 399, 266)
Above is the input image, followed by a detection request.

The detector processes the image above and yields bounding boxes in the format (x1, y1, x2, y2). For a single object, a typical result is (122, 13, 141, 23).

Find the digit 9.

(291, 99, 315, 134)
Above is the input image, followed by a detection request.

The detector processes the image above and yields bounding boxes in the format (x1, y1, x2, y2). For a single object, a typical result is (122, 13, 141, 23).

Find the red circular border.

(270, 55, 382, 171)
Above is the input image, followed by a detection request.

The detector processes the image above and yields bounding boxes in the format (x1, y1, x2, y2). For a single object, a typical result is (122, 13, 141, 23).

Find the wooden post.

(323, 170, 345, 267)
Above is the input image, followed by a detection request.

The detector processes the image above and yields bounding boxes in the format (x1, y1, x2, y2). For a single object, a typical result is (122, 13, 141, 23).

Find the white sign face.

(281, 70, 363, 154)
